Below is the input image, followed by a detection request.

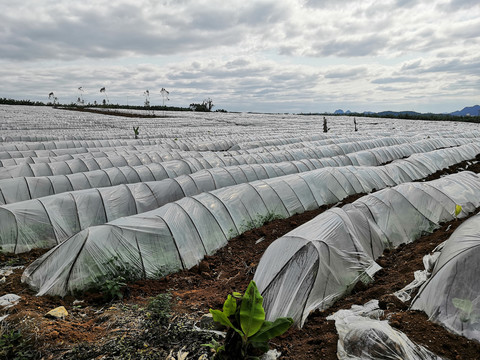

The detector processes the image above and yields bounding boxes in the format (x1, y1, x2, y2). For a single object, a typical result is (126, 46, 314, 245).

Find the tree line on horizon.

(0, 97, 225, 113)
(1, 97, 479, 122)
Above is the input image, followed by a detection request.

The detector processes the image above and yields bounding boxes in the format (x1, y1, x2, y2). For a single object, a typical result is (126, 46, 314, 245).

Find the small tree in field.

(203, 97, 214, 111)
(77, 87, 85, 105)
(48, 92, 58, 106)
(160, 88, 169, 116)
(144, 90, 150, 107)
(100, 87, 109, 105)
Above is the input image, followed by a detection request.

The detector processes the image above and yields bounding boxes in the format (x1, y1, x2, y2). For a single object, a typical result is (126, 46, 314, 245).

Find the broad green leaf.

(209, 309, 243, 336)
(223, 294, 237, 318)
(249, 340, 269, 353)
(240, 281, 265, 338)
(455, 204, 462, 217)
(249, 317, 293, 344)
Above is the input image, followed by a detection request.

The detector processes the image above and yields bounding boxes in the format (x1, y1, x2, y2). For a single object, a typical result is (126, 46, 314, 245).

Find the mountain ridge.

(332, 105, 480, 117)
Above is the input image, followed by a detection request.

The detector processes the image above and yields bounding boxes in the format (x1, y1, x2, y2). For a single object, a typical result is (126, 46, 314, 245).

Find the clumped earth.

(59, 107, 172, 118)
(1, 160, 480, 359)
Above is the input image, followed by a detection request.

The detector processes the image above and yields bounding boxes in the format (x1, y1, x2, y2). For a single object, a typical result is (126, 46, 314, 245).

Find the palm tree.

(77, 87, 84, 105)
(160, 88, 169, 116)
(48, 92, 58, 106)
(144, 90, 150, 107)
(100, 87, 109, 104)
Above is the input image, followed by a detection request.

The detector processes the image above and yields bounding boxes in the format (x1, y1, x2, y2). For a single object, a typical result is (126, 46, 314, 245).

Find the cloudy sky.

(1, 0, 479, 113)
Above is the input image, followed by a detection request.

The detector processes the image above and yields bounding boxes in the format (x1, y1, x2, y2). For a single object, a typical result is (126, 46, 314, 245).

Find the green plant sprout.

(133, 126, 140, 139)
(206, 280, 293, 359)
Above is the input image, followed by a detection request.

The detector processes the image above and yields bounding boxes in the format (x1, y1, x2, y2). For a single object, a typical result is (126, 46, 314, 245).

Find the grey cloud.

(422, 58, 480, 74)
(324, 67, 368, 79)
(440, 79, 480, 91)
(1, 0, 478, 113)
(438, 0, 480, 11)
(225, 59, 251, 69)
(401, 59, 423, 71)
(376, 86, 403, 92)
(395, 0, 417, 8)
(309, 34, 389, 57)
(0, 1, 281, 62)
(304, 0, 356, 9)
(371, 76, 420, 84)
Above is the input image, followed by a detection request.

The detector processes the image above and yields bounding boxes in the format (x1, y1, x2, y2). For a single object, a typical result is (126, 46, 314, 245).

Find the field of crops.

(1, 104, 480, 359)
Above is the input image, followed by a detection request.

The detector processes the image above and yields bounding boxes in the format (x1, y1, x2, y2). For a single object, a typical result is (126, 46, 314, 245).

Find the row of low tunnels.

(0, 132, 478, 348)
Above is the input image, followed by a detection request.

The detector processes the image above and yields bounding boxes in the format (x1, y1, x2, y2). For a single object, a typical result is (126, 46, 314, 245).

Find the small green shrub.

(100, 275, 127, 301)
(0, 329, 37, 360)
(97, 256, 137, 301)
(207, 281, 293, 359)
(146, 293, 172, 327)
(239, 212, 284, 233)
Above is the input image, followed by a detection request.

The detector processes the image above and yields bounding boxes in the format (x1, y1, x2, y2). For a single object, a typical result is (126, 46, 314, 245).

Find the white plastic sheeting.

(0, 137, 422, 201)
(4, 143, 480, 253)
(0, 139, 163, 152)
(253, 172, 480, 325)
(3, 138, 479, 203)
(0, 161, 195, 205)
(0, 135, 365, 167)
(5, 106, 480, 145)
(20, 151, 480, 295)
(411, 213, 480, 342)
(0, 161, 322, 252)
(0, 147, 89, 163)
(0, 137, 466, 180)
(327, 300, 442, 360)
(0, 151, 187, 180)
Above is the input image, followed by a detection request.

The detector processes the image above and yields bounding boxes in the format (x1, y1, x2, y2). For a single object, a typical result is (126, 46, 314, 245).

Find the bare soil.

(1, 160, 480, 359)
(58, 107, 172, 118)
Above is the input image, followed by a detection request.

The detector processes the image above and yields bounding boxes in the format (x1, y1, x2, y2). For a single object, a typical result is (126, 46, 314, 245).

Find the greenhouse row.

(0, 161, 193, 205)
(0, 135, 410, 175)
(253, 171, 480, 327)
(2, 138, 480, 205)
(3, 141, 480, 254)
(0, 136, 473, 181)
(0, 138, 164, 153)
(21, 147, 480, 296)
(0, 134, 372, 167)
(411, 212, 480, 342)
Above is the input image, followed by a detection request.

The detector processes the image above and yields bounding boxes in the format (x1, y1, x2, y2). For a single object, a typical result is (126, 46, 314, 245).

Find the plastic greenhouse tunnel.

(2, 142, 480, 254)
(411, 212, 480, 342)
(21, 167, 480, 298)
(253, 171, 480, 326)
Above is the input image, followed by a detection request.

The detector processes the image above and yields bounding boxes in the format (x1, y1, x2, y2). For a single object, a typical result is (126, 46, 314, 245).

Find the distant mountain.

(450, 105, 480, 117)
(334, 109, 352, 114)
(329, 105, 479, 118)
(376, 110, 422, 117)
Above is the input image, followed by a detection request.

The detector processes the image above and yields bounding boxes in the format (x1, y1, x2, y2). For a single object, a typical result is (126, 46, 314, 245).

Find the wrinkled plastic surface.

(327, 300, 443, 360)
(5, 142, 480, 253)
(22, 167, 480, 297)
(254, 172, 480, 325)
(411, 213, 480, 342)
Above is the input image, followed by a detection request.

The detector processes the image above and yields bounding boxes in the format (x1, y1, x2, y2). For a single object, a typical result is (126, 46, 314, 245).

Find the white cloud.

(0, 0, 479, 113)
